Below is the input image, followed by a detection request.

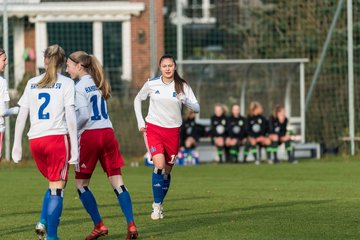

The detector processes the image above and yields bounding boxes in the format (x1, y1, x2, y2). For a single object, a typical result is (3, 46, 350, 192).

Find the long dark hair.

(159, 54, 187, 94)
(0, 48, 5, 57)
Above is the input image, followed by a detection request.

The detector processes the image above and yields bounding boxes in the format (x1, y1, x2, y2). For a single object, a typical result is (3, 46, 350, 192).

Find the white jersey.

(75, 75, 112, 133)
(134, 76, 199, 129)
(0, 76, 10, 132)
(18, 73, 75, 139)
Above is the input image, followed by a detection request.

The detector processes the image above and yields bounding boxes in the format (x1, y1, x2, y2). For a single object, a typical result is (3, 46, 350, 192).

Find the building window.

(183, 0, 216, 24)
(47, 22, 93, 54)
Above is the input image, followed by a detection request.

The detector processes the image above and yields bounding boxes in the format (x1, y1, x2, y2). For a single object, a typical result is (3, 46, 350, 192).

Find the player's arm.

(134, 80, 150, 131)
(65, 105, 79, 164)
(76, 106, 90, 130)
(0, 101, 19, 117)
(0, 81, 19, 117)
(12, 106, 29, 163)
(177, 84, 200, 113)
(64, 80, 79, 164)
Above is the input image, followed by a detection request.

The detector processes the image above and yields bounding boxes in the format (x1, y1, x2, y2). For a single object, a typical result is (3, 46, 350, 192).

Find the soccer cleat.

(35, 222, 47, 240)
(85, 222, 108, 240)
(126, 221, 138, 239)
(151, 203, 163, 220)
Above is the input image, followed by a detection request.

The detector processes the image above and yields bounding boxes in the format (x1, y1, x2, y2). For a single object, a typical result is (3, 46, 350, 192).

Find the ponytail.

(88, 56, 111, 99)
(174, 70, 187, 94)
(38, 44, 66, 88)
(68, 51, 111, 99)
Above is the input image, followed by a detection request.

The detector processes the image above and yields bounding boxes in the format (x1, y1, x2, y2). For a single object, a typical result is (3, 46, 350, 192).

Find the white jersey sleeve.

(182, 83, 200, 113)
(75, 85, 88, 111)
(0, 77, 10, 132)
(134, 80, 150, 130)
(0, 77, 10, 102)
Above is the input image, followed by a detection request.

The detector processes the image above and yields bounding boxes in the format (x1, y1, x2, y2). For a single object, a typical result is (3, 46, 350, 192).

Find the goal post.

(177, 58, 309, 143)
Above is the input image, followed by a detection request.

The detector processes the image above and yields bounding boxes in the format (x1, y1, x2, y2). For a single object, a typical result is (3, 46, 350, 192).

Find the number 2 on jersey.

(90, 95, 108, 120)
(38, 93, 50, 119)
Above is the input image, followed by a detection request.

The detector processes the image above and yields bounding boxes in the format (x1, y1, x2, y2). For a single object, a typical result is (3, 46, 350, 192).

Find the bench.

(194, 118, 321, 162)
(339, 136, 360, 154)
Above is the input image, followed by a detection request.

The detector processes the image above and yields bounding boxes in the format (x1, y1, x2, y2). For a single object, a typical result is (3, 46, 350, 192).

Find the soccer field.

(1, 157, 360, 240)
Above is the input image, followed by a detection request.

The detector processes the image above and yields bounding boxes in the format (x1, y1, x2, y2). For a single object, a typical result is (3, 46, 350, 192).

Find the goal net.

(177, 59, 308, 142)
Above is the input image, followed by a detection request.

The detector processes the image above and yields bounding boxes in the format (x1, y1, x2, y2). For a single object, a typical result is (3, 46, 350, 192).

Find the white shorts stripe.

(60, 135, 69, 180)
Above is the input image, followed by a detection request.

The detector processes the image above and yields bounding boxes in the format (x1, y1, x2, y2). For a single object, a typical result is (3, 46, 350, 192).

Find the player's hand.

(68, 157, 79, 165)
(139, 127, 146, 133)
(12, 146, 22, 163)
(10, 106, 20, 115)
(68, 150, 79, 165)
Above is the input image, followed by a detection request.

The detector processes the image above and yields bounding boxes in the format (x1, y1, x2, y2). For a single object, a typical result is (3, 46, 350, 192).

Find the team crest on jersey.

(155, 90, 160, 94)
(173, 92, 177, 97)
(150, 146, 156, 153)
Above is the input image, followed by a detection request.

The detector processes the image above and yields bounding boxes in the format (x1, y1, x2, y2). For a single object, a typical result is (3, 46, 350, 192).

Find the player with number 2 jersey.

(12, 44, 78, 240)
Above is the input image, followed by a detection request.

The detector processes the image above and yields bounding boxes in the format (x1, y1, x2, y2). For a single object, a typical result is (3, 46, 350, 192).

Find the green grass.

(1, 157, 360, 240)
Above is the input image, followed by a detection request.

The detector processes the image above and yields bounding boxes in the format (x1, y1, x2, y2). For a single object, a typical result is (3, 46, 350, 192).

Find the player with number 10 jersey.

(66, 51, 138, 240)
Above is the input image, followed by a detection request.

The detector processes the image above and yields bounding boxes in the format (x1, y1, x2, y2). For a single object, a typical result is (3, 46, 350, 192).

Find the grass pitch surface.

(0, 157, 359, 240)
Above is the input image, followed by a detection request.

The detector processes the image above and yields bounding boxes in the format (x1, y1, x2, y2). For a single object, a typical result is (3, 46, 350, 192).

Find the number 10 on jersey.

(90, 95, 108, 121)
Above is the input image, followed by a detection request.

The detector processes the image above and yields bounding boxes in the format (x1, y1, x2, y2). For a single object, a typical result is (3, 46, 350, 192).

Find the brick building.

(0, 0, 164, 88)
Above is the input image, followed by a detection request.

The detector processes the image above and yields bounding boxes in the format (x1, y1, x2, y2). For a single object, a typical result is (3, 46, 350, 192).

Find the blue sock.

(47, 189, 64, 239)
(39, 189, 50, 226)
(162, 173, 171, 203)
(115, 185, 134, 224)
(78, 186, 102, 225)
(47, 237, 59, 240)
(152, 168, 164, 203)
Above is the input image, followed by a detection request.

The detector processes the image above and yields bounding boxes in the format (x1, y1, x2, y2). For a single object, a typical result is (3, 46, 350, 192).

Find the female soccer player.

(12, 44, 78, 240)
(225, 104, 247, 163)
(0, 48, 19, 160)
(210, 104, 228, 163)
(66, 51, 138, 240)
(134, 54, 199, 220)
(246, 101, 271, 165)
(269, 104, 296, 163)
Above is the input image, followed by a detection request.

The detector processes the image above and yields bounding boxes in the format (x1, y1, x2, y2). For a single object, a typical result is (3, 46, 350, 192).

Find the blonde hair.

(248, 101, 262, 116)
(68, 51, 111, 99)
(214, 103, 227, 115)
(38, 44, 66, 88)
